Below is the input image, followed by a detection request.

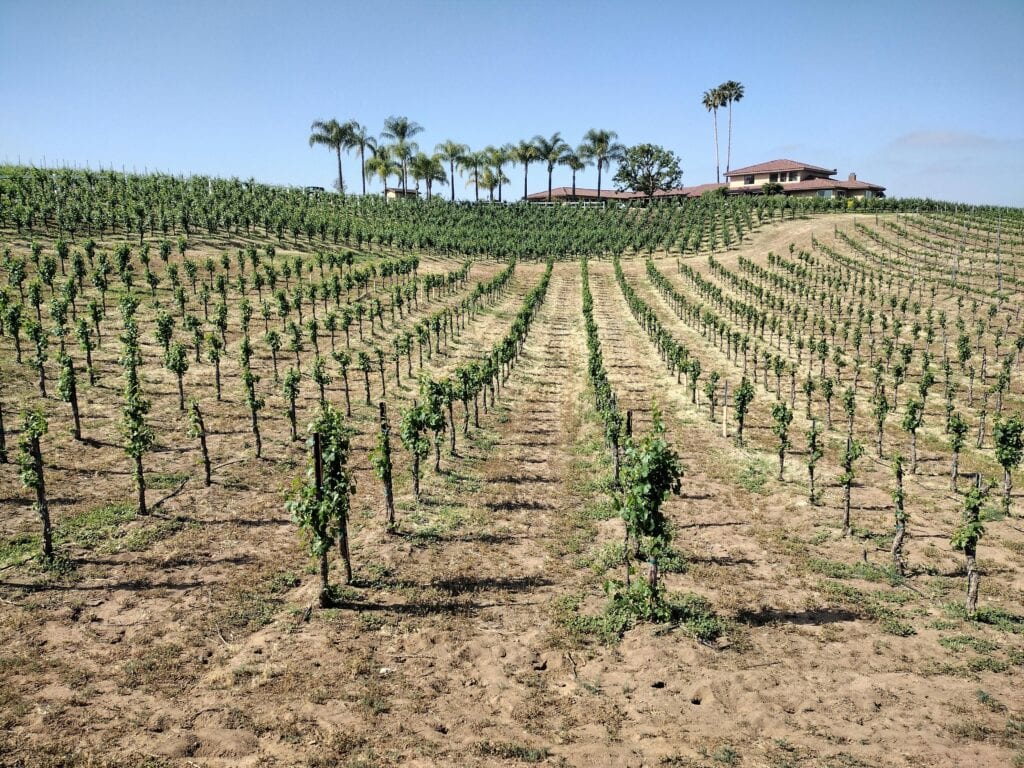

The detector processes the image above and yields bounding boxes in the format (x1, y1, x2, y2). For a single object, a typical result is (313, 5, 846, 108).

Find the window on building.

(744, 175, 754, 185)
(769, 173, 778, 183)
(816, 190, 832, 198)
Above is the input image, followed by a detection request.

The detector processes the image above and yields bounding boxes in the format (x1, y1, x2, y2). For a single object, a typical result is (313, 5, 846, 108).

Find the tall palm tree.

(364, 144, 401, 201)
(478, 168, 499, 202)
(411, 152, 448, 199)
(380, 116, 424, 192)
(484, 145, 512, 202)
(560, 148, 590, 198)
(719, 80, 745, 176)
(435, 140, 469, 201)
(347, 121, 376, 195)
(457, 150, 485, 202)
(533, 132, 570, 202)
(309, 119, 352, 194)
(702, 87, 725, 184)
(510, 140, 540, 201)
(579, 129, 624, 201)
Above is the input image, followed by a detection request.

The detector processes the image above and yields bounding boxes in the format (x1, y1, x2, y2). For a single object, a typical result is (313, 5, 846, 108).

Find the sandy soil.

(0, 216, 1022, 767)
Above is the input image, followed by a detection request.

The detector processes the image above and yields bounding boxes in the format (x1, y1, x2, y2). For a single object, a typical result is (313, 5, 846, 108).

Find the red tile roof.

(768, 177, 886, 193)
(526, 183, 730, 201)
(524, 186, 636, 200)
(652, 183, 727, 198)
(725, 159, 837, 178)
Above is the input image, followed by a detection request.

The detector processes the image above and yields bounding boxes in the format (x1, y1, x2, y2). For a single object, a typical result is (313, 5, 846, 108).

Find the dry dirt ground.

(1, 214, 1022, 767)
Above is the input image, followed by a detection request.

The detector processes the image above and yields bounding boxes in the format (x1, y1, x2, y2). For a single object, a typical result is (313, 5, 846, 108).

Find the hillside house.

(725, 159, 885, 199)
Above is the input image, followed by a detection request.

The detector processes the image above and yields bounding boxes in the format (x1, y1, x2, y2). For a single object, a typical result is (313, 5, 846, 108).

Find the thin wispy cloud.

(888, 131, 1008, 150)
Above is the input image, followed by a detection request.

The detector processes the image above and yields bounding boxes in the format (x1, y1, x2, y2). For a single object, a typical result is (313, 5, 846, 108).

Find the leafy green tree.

(357, 350, 372, 405)
(370, 402, 397, 530)
(613, 143, 683, 198)
(57, 352, 82, 439)
(265, 329, 281, 381)
(207, 332, 223, 400)
(771, 401, 793, 480)
(154, 309, 174, 354)
(951, 482, 987, 616)
(902, 399, 925, 474)
(807, 419, 823, 505)
(870, 386, 890, 459)
(703, 370, 721, 421)
(733, 376, 754, 445)
(332, 351, 352, 416)
(186, 399, 212, 486)
(820, 375, 835, 428)
(993, 414, 1023, 515)
(165, 341, 189, 410)
(948, 410, 969, 490)
(311, 355, 331, 406)
(891, 453, 908, 576)
(283, 367, 302, 441)
(5, 303, 23, 362)
(615, 405, 683, 603)
(26, 320, 48, 397)
(840, 435, 864, 536)
(399, 402, 430, 500)
(120, 320, 154, 515)
(17, 408, 53, 561)
(242, 367, 265, 458)
(287, 403, 357, 606)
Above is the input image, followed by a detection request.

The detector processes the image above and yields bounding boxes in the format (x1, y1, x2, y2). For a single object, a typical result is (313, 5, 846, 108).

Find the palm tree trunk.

(450, 160, 456, 201)
(547, 167, 553, 202)
(597, 161, 603, 201)
(726, 100, 733, 175)
(572, 170, 576, 198)
(523, 164, 528, 201)
(336, 146, 344, 195)
(713, 110, 720, 184)
(360, 147, 367, 195)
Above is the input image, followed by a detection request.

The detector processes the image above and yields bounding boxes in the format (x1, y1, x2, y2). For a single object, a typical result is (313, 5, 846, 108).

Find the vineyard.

(1, 167, 1023, 767)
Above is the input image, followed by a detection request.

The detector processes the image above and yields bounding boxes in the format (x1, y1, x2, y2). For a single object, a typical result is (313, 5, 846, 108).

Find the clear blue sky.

(2, 0, 1022, 205)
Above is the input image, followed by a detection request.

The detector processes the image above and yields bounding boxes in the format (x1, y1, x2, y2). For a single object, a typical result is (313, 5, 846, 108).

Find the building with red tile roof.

(725, 159, 885, 199)
(525, 158, 884, 203)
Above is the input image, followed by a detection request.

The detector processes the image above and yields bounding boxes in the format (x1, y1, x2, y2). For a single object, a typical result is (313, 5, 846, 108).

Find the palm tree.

(479, 168, 499, 201)
(347, 121, 377, 195)
(484, 145, 511, 202)
(719, 80, 745, 175)
(380, 116, 424, 192)
(365, 145, 401, 201)
(435, 140, 469, 201)
(702, 87, 725, 183)
(560, 148, 589, 198)
(411, 152, 448, 199)
(458, 150, 485, 202)
(579, 129, 624, 201)
(309, 119, 352, 194)
(533, 132, 570, 202)
(510, 140, 540, 201)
